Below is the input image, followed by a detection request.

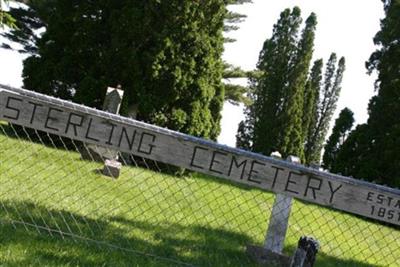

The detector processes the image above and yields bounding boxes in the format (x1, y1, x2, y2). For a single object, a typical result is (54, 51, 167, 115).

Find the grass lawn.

(0, 123, 399, 266)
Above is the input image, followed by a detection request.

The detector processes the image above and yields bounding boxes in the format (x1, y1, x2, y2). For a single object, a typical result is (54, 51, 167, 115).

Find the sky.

(0, 0, 385, 147)
(218, 0, 384, 146)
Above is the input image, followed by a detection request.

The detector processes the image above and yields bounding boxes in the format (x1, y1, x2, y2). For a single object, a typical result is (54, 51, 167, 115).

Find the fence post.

(264, 155, 300, 253)
(246, 154, 300, 266)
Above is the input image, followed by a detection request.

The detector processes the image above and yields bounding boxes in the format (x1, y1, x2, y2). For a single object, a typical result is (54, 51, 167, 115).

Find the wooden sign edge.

(1, 85, 400, 226)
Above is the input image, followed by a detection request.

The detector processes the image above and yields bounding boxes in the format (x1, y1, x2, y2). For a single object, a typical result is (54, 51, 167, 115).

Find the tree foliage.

(224, 0, 252, 43)
(279, 12, 317, 159)
(322, 107, 354, 170)
(235, 120, 251, 149)
(237, 7, 318, 159)
(0, 0, 17, 28)
(236, 8, 346, 163)
(223, 63, 262, 105)
(249, 7, 303, 156)
(304, 53, 346, 164)
(333, 0, 400, 187)
(302, 59, 323, 156)
(3, 0, 254, 140)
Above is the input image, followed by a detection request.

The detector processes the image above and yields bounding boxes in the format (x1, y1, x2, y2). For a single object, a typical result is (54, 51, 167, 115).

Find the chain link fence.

(0, 87, 399, 266)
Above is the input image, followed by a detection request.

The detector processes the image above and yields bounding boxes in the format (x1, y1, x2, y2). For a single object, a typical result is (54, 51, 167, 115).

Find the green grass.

(0, 123, 399, 266)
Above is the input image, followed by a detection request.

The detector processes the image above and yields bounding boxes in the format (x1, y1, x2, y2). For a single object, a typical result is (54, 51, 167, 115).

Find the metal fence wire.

(0, 86, 399, 266)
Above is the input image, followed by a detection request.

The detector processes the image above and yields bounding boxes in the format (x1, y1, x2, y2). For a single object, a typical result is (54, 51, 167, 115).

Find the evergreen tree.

(236, 78, 257, 150)
(236, 7, 318, 159)
(223, 64, 262, 106)
(280, 12, 317, 159)
(305, 53, 346, 164)
(252, 7, 303, 156)
(235, 121, 251, 149)
(334, 0, 400, 187)
(322, 107, 354, 170)
(3, 0, 245, 140)
(302, 59, 323, 153)
(224, 0, 252, 42)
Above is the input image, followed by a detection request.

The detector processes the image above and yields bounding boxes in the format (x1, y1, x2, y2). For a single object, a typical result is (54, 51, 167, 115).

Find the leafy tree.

(304, 53, 346, 164)
(322, 107, 354, 170)
(0, 0, 16, 28)
(236, 7, 318, 159)
(3, 0, 253, 140)
(334, 0, 400, 187)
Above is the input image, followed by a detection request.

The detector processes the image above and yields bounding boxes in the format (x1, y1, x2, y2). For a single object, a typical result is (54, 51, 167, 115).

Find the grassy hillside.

(0, 123, 399, 266)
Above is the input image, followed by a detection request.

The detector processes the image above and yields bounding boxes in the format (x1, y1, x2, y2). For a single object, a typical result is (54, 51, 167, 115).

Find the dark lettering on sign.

(285, 171, 300, 195)
(190, 146, 208, 169)
(85, 118, 99, 142)
(118, 127, 136, 150)
(4, 96, 22, 120)
(44, 107, 63, 132)
(228, 156, 247, 179)
(377, 194, 384, 204)
(105, 122, 117, 146)
(370, 205, 399, 220)
(138, 132, 156, 155)
(304, 176, 322, 200)
(209, 151, 227, 175)
(270, 165, 284, 189)
(247, 160, 264, 184)
(378, 207, 386, 218)
(65, 112, 84, 137)
(4, 89, 400, 226)
(366, 192, 400, 211)
(367, 192, 400, 222)
(387, 196, 393, 206)
(388, 210, 394, 220)
(328, 181, 343, 203)
(28, 101, 43, 124)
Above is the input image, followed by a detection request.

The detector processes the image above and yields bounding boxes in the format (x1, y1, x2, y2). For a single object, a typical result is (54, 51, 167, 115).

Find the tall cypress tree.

(322, 107, 354, 170)
(334, 0, 400, 187)
(237, 7, 318, 159)
(243, 7, 303, 155)
(305, 53, 346, 164)
(280, 13, 317, 159)
(302, 59, 323, 155)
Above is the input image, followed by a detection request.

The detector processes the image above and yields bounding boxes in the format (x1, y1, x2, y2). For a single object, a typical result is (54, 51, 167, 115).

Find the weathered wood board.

(1, 87, 400, 226)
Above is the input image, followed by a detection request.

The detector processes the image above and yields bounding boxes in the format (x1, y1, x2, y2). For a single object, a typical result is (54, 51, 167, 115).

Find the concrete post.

(264, 155, 301, 253)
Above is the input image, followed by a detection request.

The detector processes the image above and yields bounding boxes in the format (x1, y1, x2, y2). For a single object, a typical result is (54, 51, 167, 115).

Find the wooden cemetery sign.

(1, 85, 400, 226)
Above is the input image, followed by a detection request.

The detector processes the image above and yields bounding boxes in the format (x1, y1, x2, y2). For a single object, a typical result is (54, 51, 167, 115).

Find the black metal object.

(290, 236, 320, 267)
